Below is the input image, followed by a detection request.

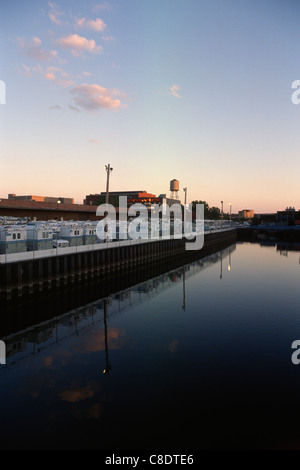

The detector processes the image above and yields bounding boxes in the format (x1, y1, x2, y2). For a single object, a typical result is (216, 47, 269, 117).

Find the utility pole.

(105, 164, 113, 204)
(183, 187, 187, 205)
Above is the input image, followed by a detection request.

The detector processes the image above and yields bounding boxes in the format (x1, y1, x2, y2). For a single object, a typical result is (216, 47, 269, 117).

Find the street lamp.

(221, 201, 223, 220)
(105, 164, 113, 204)
(183, 187, 187, 205)
(229, 202, 232, 221)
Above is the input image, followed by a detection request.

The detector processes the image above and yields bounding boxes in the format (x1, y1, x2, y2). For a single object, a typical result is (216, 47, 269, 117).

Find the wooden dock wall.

(0, 229, 236, 301)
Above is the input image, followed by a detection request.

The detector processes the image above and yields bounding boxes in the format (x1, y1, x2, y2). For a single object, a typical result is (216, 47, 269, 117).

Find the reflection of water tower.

(170, 179, 179, 199)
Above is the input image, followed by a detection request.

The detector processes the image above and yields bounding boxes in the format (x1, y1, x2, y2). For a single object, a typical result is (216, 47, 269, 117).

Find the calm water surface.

(1, 241, 300, 450)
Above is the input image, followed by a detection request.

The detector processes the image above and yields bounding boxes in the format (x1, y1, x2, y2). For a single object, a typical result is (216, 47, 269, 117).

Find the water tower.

(170, 179, 179, 199)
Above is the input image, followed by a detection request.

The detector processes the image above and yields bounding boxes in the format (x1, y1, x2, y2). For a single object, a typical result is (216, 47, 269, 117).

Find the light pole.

(105, 164, 113, 204)
(229, 202, 232, 221)
(183, 187, 187, 205)
(221, 200, 223, 220)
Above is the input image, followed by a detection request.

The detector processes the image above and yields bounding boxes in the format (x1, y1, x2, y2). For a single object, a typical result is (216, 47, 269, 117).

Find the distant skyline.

(1, 0, 300, 213)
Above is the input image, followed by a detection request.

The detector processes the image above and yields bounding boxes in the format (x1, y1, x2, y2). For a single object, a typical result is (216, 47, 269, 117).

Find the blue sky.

(1, 0, 300, 213)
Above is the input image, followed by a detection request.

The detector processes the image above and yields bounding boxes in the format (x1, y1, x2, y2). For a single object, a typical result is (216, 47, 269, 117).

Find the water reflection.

(2, 240, 300, 449)
(1, 244, 236, 373)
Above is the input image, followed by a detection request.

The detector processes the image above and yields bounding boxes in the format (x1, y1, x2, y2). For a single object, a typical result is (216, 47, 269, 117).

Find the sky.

(1, 0, 300, 213)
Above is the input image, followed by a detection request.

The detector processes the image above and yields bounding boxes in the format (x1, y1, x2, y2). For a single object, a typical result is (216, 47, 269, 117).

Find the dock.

(0, 225, 237, 301)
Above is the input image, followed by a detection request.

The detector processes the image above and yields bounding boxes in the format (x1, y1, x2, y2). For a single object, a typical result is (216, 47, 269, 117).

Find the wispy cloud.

(17, 36, 58, 62)
(69, 104, 80, 113)
(49, 104, 62, 110)
(44, 66, 61, 80)
(70, 83, 126, 112)
(55, 34, 102, 55)
(44, 66, 74, 87)
(102, 35, 115, 42)
(19, 63, 32, 77)
(92, 2, 111, 13)
(75, 17, 106, 32)
(48, 2, 64, 25)
(169, 84, 181, 98)
(89, 139, 101, 143)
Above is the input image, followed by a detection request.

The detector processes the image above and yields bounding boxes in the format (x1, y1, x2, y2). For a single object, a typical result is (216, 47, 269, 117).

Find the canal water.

(1, 240, 300, 450)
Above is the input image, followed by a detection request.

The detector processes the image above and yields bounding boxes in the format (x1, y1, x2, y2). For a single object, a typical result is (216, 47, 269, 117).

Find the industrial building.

(8, 194, 74, 204)
(1, 180, 183, 222)
(84, 180, 182, 208)
(238, 209, 254, 219)
(84, 191, 161, 207)
(0, 198, 100, 221)
(277, 207, 300, 225)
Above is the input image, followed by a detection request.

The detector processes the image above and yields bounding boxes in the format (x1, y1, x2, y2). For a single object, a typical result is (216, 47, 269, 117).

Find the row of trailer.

(0, 217, 230, 255)
(0, 218, 178, 254)
(0, 220, 101, 254)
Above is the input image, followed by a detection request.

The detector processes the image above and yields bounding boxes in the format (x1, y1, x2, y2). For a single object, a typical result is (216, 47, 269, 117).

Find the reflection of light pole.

(229, 202, 232, 221)
(102, 298, 111, 375)
(105, 164, 113, 204)
(183, 188, 187, 205)
(228, 249, 231, 271)
(220, 250, 223, 279)
(221, 201, 223, 220)
(182, 266, 186, 311)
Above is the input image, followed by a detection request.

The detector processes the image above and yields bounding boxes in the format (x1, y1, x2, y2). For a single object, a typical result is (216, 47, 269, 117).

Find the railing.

(204, 219, 236, 232)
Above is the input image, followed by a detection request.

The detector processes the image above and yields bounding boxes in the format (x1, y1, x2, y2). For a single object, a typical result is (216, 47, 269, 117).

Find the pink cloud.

(169, 84, 181, 98)
(17, 37, 58, 62)
(70, 83, 126, 111)
(45, 72, 56, 80)
(75, 17, 106, 32)
(48, 2, 64, 25)
(44, 66, 61, 80)
(55, 34, 102, 55)
(44, 67, 74, 87)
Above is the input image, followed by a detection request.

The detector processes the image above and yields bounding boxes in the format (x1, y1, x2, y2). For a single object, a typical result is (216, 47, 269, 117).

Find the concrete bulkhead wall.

(0, 229, 237, 301)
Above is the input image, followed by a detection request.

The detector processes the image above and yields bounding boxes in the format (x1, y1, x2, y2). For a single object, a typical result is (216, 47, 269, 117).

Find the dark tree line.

(191, 200, 223, 220)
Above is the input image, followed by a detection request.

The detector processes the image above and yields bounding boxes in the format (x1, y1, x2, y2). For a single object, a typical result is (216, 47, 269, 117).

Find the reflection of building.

(238, 209, 254, 219)
(3, 242, 237, 370)
(255, 213, 277, 225)
(6, 338, 28, 357)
